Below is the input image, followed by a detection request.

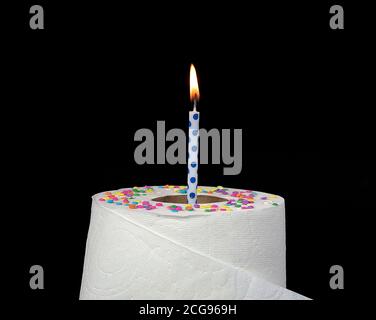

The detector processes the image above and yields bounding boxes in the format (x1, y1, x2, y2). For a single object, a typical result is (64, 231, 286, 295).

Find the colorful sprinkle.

(98, 186, 280, 214)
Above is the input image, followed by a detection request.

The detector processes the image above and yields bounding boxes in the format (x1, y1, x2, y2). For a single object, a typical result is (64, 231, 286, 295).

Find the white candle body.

(187, 111, 200, 204)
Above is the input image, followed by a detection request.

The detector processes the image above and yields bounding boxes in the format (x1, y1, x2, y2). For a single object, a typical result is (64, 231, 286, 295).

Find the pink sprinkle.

(142, 201, 149, 205)
(99, 198, 105, 201)
(156, 202, 163, 206)
(136, 205, 143, 208)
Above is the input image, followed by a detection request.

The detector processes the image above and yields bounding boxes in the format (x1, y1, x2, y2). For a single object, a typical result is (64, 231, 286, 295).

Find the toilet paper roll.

(79, 186, 308, 300)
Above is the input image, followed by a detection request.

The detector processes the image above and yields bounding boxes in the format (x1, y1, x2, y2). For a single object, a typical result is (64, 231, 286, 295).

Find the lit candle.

(187, 64, 200, 204)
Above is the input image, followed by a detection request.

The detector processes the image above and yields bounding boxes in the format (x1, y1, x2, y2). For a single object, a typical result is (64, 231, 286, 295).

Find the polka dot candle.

(187, 110, 199, 204)
(187, 64, 200, 204)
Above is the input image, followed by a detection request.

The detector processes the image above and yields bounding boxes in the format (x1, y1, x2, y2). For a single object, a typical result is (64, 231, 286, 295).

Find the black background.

(4, 0, 373, 312)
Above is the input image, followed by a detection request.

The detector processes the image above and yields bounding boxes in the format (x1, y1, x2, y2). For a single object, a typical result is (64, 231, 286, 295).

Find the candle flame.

(190, 64, 200, 102)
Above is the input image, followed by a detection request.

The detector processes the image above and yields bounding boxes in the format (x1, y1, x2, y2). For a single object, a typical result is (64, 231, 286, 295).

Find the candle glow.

(190, 64, 200, 105)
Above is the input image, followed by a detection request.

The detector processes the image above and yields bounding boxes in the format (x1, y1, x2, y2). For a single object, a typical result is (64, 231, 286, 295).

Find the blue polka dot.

(191, 162, 197, 168)
(192, 130, 198, 136)
(192, 145, 197, 152)
(193, 114, 199, 120)
(190, 177, 196, 183)
(188, 121, 191, 127)
(189, 192, 196, 199)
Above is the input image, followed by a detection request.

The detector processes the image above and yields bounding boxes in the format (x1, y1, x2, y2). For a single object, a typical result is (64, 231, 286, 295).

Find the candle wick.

(193, 100, 198, 111)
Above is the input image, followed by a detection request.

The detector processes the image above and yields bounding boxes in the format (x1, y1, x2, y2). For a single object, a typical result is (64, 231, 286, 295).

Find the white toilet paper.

(80, 186, 308, 300)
